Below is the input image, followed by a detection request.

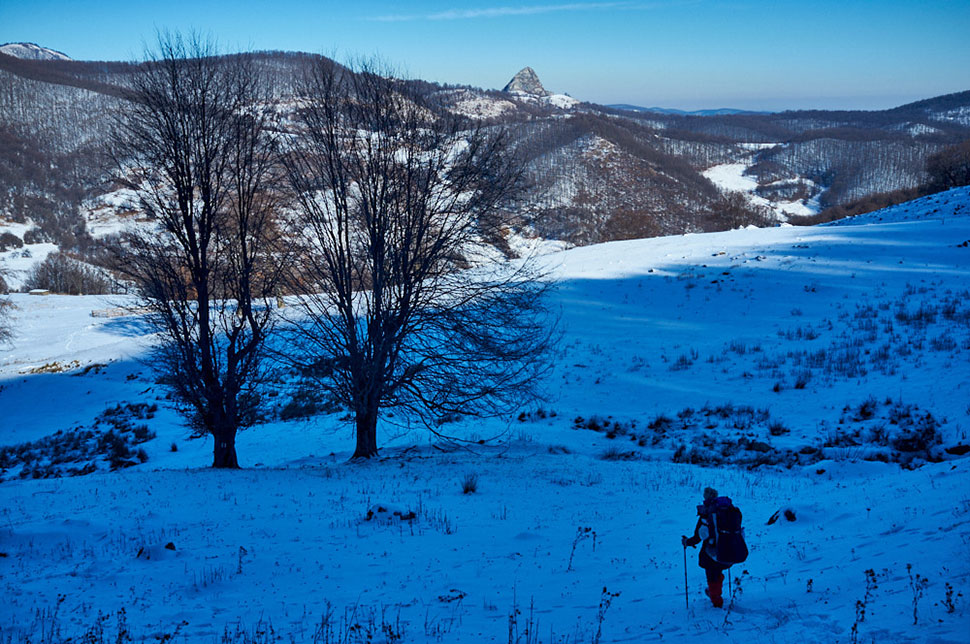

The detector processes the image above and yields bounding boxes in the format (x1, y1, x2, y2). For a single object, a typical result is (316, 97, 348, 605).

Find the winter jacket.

(685, 502, 717, 559)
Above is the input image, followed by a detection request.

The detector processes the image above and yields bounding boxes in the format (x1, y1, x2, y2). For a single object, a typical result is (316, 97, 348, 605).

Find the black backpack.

(708, 496, 748, 565)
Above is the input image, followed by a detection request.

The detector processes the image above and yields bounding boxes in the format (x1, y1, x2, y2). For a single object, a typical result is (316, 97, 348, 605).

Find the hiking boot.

(706, 574, 724, 608)
(704, 587, 724, 608)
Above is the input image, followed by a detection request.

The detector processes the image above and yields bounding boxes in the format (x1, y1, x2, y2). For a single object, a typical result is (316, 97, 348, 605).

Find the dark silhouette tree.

(284, 60, 555, 458)
(110, 33, 286, 468)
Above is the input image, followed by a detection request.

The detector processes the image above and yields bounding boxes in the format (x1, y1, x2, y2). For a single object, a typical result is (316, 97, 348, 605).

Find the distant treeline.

(791, 140, 970, 225)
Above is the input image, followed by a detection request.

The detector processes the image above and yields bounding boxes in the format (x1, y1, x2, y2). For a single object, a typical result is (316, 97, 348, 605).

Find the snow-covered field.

(0, 216, 59, 291)
(1, 188, 969, 642)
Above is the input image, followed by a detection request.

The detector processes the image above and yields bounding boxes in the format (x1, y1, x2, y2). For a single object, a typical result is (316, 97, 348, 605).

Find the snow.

(828, 185, 970, 225)
(704, 157, 820, 220)
(901, 122, 941, 136)
(501, 90, 578, 111)
(443, 90, 519, 120)
(545, 94, 579, 110)
(0, 243, 59, 290)
(0, 219, 32, 240)
(81, 188, 153, 239)
(0, 42, 71, 61)
(505, 229, 574, 258)
(738, 143, 779, 151)
(1, 189, 970, 641)
(932, 106, 970, 127)
(703, 163, 759, 193)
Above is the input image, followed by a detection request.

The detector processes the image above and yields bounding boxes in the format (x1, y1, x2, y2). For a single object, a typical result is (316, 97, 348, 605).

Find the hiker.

(681, 487, 747, 608)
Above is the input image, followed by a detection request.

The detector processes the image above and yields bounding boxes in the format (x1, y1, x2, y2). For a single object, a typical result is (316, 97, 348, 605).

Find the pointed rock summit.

(503, 67, 549, 97)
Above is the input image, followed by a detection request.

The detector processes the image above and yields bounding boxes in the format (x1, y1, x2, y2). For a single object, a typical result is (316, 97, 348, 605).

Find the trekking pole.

(683, 543, 689, 610)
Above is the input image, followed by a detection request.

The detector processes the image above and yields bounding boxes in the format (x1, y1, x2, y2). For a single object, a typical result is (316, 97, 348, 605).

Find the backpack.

(708, 496, 748, 565)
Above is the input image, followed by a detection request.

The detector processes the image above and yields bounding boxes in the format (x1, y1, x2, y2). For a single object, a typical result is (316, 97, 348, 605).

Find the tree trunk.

(353, 410, 379, 459)
(212, 426, 240, 468)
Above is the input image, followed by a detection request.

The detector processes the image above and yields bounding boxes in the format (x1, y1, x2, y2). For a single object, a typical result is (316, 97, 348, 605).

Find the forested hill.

(0, 47, 968, 280)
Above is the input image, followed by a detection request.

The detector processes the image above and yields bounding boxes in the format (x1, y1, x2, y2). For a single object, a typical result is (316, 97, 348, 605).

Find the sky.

(1, 0, 968, 111)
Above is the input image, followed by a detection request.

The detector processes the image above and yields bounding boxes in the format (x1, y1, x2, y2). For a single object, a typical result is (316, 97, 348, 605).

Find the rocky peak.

(503, 67, 549, 97)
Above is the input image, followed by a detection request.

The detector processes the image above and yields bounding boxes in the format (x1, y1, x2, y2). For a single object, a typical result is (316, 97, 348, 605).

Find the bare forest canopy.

(1, 48, 968, 256)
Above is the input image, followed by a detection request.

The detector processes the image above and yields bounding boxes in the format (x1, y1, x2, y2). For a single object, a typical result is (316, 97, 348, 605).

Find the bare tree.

(24, 251, 112, 294)
(709, 191, 774, 230)
(284, 60, 555, 458)
(110, 34, 286, 468)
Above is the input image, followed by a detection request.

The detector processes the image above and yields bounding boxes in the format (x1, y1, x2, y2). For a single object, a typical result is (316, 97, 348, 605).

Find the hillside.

(0, 49, 967, 285)
(0, 42, 71, 61)
(1, 188, 968, 642)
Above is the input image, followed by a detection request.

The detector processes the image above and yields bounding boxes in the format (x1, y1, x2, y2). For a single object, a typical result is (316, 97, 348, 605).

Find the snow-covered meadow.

(1, 188, 969, 642)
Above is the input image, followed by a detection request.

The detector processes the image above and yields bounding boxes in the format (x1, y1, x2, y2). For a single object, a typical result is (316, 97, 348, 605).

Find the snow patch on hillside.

(703, 162, 759, 193)
(0, 242, 58, 290)
(545, 93, 579, 109)
(81, 188, 154, 238)
(445, 90, 519, 119)
(704, 152, 820, 220)
(897, 122, 941, 136)
(933, 105, 970, 127)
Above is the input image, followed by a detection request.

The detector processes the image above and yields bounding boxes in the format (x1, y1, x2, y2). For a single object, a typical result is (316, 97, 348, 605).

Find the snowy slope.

(0, 234, 59, 291)
(1, 190, 969, 642)
(0, 42, 71, 61)
(829, 185, 970, 225)
(545, 93, 579, 109)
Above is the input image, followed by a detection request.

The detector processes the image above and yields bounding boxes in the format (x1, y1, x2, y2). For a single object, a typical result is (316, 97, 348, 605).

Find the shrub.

(0, 232, 23, 251)
(930, 334, 957, 352)
(708, 192, 775, 230)
(22, 227, 49, 244)
(769, 421, 790, 436)
(890, 412, 942, 457)
(573, 415, 608, 432)
(460, 473, 478, 494)
(855, 396, 878, 421)
(669, 351, 697, 371)
(648, 414, 674, 433)
(100, 431, 134, 469)
(895, 303, 937, 327)
(600, 447, 639, 461)
(279, 386, 334, 421)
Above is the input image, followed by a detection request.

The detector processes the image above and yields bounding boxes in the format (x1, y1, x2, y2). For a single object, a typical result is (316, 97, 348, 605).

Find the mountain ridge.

(0, 42, 71, 61)
(1, 47, 968, 276)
